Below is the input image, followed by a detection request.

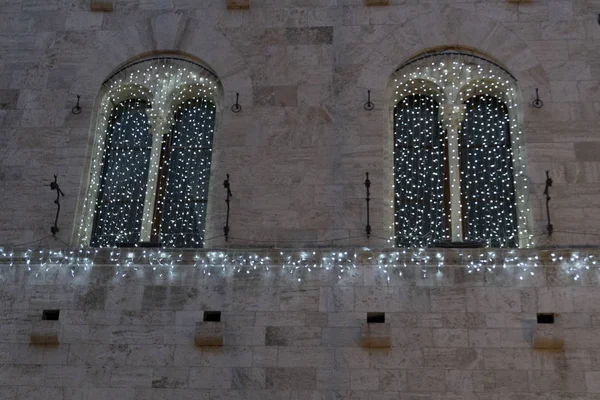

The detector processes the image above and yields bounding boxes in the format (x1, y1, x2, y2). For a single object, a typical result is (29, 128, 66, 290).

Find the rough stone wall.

(0, 0, 599, 248)
(2, 257, 600, 399)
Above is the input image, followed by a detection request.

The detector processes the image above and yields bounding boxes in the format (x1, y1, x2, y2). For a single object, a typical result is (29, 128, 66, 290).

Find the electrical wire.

(5, 235, 54, 249)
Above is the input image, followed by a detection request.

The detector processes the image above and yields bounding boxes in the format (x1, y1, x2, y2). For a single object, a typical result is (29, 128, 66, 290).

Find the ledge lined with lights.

(0, 247, 597, 282)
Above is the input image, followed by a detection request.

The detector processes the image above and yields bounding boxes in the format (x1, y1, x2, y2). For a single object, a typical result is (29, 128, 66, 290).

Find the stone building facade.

(1, 0, 600, 399)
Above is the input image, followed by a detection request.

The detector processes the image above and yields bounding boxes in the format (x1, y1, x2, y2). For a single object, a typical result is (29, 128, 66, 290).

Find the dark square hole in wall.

(42, 310, 60, 320)
(204, 311, 221, 322)
(367, 312, 385, 324)
(537, 313, 555, 324)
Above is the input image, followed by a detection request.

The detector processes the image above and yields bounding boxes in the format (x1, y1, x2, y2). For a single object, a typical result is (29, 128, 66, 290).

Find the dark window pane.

(394, 95, 447, 247)
(460, 95, 518, 247)
(91, 99, 151, 247)
(159, 97, 216, 248)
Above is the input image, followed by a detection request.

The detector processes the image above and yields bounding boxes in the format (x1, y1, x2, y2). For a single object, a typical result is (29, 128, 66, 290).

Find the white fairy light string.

(77, 58, 219, 248)
(391, 52, 532, 249)
(0, 246, 596, 283)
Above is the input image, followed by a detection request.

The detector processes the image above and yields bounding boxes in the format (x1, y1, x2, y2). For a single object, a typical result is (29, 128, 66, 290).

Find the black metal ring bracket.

(231, 92, 242, 113)
(532, 88, 544, 109)
(72, 95, 82, 115)
(364, 90, 374, 111)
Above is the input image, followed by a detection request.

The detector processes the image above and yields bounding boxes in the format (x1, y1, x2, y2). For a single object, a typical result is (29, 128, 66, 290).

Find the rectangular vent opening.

(537, 313, 555, 324)
(367, 312, 385, 324)
(203, 311, 221, 322)
(42, 310, 60, 321)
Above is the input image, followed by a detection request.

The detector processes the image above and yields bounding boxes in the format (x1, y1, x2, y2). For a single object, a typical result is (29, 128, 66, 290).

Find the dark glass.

(394, 95, 447, 247)
(157, 97, 216, 247)
(91, 99, 151, 247)
(460, 95, 518, 247)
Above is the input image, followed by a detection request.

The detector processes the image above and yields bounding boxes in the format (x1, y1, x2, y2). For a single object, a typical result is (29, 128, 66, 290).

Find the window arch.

(390, 51, 531, 248)
(79, 57, 222, 248)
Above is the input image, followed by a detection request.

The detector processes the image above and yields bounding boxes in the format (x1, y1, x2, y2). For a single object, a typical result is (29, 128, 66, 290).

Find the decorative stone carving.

(30, 320, 60, 345)
(194, 321, 224, 346)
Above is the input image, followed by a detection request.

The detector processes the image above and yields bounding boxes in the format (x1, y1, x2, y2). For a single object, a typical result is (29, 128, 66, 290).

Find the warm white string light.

(78, 58, 219, 248)
(0, 247, 595, 283)
(391, 53, 531, 248)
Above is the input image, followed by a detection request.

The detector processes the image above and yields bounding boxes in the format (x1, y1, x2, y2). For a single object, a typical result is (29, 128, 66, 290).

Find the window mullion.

(442, 103, 465, 242)
(139, 115, 169, 243)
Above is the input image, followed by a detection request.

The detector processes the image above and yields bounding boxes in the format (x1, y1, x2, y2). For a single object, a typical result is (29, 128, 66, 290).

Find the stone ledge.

(30, 320, 60, 345)
(227, 0, 249, 9)
(361, 323, 391, 348)
(533, 325, 564, 350)
(90, 0, 114, 11)
(366, 0, 389, 5)
(195, 321, 224, 346)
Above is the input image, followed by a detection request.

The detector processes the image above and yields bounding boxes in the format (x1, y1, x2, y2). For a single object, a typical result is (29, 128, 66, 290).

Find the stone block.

(366, 0, 389, 5)
(231, 368, 265, 389)
(227, 0, 249, 9)
(265, 367, 316, 389)
(586, 371, 600, 393)
(30, 320, 59, 345)
(533, 325, 565, 350)
(189, 367, 232, 389)
(277, 347, 334, 368)
(360, 323, 391, 348)
(265, 326, 321, 347)
(316, 369, 350, 390)
(575, 142, 600, 162)
(194, 322, 224, 347)
(0, 90, 20, 110)
(90, 0, 114, 11)
(285, 27, 334, 45)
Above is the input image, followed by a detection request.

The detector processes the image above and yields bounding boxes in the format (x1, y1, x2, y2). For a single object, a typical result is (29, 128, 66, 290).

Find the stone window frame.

(386, 50, 532, 248)
(77, 56, 224, 247)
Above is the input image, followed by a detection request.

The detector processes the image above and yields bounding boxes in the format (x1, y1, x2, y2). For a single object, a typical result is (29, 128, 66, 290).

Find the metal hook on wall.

(364, 90, 374, 111)
(49, 175, 65, 236)
(72, 95, 82, 115)
(365, 172, 371, 238)
(231, 92, 242, 113)
(543, 170, 553, 237)
(223, 174, 233, 241)
(532, 88, 544, 109)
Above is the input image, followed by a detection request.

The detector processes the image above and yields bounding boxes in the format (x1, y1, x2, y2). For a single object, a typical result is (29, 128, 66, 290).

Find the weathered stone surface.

(360, 323, 390, 348)
(194, 322, 224, 346)
(366, 0, 389, 5)
(533, 325, 565, 350)
(1, 0, 600, 398)
(226, 0, 249, 10)
(90, 1, 114, 11)
(30, 320, 59, 345)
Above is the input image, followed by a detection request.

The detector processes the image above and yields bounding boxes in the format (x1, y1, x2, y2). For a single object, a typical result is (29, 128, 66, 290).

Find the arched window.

(91, 99, 151, 247)
(79, 57, 221, 248)
(155, 97, 216, 247)
(460, 95, 518, 247)
(394, 94, 447, 247)
(390, 51, 531, 248)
